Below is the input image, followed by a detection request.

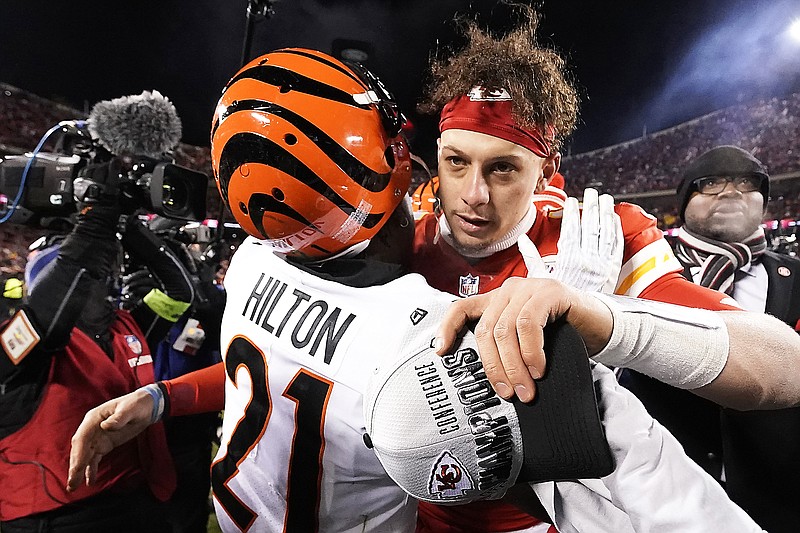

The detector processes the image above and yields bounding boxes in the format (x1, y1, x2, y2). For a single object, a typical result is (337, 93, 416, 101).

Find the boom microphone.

(88, 90, 182, 158)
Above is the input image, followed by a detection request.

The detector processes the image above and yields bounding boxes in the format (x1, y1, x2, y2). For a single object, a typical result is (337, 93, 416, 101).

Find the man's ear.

(535, 152, 561, 192)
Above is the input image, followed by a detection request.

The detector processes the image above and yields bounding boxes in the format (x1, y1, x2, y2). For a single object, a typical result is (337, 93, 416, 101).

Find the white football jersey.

(211, 236, 449, 533)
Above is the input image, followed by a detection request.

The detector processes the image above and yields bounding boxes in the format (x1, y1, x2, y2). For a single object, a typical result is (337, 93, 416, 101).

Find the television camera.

(0, 91, 208, 227)
(0, 122, 207, 227)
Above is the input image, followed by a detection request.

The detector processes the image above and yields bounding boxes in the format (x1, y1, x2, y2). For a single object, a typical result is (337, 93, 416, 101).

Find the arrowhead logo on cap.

(428, 450, 474, 499)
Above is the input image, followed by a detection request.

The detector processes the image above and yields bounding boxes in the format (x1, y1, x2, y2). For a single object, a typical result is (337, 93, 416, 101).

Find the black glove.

(74, 158, 142, 214)
(120, 268, 158, 311)
(59, 203, 121, 279)
(121, 219, 195, 305)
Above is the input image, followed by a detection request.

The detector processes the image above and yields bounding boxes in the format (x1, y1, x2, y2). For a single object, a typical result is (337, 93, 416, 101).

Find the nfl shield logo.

(459, 274, 480, 297)
(125, 334, 143, 355)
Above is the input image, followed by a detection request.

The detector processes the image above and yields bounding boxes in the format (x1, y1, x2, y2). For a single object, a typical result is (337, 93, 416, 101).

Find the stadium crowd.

(0, 83, 79, 154)
(560, 94, 800, 196)
(0, 225, 42, 277)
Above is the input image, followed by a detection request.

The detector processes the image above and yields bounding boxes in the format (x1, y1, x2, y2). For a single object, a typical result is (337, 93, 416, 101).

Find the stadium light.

(790, 18, 800, 42)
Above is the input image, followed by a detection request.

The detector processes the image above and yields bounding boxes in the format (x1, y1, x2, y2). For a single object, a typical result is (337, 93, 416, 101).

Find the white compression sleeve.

(590, 294, 729, 389)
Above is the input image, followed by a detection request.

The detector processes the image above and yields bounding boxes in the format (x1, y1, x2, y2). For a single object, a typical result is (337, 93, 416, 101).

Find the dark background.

(2, 0, 798, 163)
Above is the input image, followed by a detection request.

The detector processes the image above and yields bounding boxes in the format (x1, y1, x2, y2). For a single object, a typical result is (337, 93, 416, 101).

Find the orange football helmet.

(211, 48, 411, 260)
(411, 176, 439, 220)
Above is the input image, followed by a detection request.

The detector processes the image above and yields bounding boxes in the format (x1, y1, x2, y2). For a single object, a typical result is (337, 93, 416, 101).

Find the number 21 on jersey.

(212, 335, 333, 532)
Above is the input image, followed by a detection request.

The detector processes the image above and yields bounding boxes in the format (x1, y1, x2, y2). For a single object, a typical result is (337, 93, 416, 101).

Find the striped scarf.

(674, 226, 767, 294)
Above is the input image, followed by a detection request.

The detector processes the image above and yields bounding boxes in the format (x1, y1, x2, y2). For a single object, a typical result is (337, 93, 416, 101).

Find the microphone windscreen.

(88, 90, 182, 158)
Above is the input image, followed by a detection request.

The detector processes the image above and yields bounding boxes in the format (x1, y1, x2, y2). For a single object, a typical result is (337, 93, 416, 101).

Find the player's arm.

(435, 277, 800, 410)
(67, 385, 156, 491)
(637, 270, 741, 310)
(67, 361, 225, 491)
(692, 310, 800, 409)
(161, 360, 225, 416)
(610, 203, 737, 309)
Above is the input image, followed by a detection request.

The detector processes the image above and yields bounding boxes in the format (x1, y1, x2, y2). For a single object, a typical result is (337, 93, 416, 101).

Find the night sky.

(2, 0, 798, 162)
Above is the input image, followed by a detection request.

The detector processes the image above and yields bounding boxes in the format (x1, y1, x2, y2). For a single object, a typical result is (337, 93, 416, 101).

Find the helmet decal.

(225, 48, 366, 95)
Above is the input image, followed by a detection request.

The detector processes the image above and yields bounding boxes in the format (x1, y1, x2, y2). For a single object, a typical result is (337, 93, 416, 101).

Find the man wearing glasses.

(624, 145, 800, 533)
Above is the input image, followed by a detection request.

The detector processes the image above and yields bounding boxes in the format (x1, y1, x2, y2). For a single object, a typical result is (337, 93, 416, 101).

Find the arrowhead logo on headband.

(467, 86, 512, 102)
(439, 87, 554, 159)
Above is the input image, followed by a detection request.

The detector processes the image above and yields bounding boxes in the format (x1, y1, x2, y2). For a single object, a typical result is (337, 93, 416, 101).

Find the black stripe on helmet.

(270, 49, 366, 89)
(214, 99, 392, 193)
(309, 244, 331, 254)
(218, 132, 384, 229)
(224, 64, 370, 111)
(246, 192, 320, 240)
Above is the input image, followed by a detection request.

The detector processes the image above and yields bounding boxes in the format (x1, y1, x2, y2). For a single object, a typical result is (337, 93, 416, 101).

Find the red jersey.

(413, 202, 738, 307)
(411, 203, 739, 532)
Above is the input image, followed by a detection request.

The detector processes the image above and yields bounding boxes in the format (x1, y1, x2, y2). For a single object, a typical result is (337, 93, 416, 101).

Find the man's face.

(436, 129, 556, 253)
(683, 178, 764, 243)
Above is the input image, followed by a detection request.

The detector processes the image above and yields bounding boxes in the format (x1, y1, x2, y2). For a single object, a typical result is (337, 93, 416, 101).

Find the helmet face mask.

(211, 48, 412, 261)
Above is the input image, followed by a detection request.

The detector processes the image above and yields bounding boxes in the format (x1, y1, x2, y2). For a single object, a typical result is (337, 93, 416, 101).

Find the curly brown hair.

(419, 3, 579, 150)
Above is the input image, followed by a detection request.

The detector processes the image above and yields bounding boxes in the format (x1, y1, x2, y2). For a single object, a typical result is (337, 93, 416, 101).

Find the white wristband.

(591, 294, 729, 389)
(141, 383, 166, 424)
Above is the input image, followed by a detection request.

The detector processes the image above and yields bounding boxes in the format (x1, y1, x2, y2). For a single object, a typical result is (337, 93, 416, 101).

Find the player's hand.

(434, 277, 613, 402)
(551, 188, 623, 293)
(67, 388, 154, 492)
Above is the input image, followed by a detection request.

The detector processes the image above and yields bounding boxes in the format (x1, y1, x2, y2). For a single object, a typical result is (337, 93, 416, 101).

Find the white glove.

(551, 188, 623, 293)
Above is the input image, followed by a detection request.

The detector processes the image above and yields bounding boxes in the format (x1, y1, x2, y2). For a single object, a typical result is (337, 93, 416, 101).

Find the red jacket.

(0, 310, 175, 521)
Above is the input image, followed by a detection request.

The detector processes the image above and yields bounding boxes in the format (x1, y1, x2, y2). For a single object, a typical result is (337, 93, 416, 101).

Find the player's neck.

(438, 206, 537, 262)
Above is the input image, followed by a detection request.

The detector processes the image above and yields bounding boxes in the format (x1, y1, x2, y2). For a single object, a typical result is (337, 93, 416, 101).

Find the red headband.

(438, 88, 555, 159)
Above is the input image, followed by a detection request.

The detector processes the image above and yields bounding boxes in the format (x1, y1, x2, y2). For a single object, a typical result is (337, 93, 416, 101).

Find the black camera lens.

(162, 179, 188, 212)
(149, 162, 207, 221)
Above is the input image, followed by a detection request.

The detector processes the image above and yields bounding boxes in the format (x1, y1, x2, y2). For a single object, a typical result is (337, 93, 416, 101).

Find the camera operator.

(120, 216, 225, 533)
(0, 193, 179, 532)
(0, 87, 213, 531)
